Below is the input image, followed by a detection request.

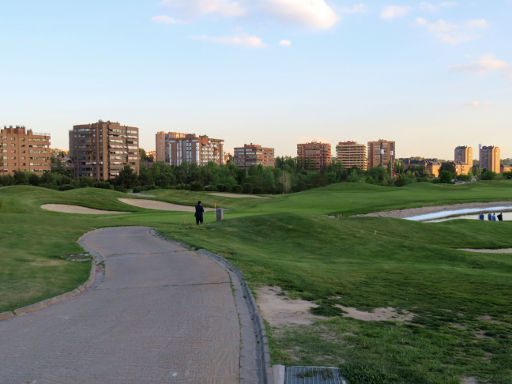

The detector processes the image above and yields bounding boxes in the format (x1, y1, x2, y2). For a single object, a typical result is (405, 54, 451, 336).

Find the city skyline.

(1, 1, 511, 159)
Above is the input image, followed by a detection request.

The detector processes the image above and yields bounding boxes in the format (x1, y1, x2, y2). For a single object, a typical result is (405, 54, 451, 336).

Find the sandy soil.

(460, 248, 512, 254)
(360, 201, 512, 219)
(130, 192, 156, 198)
(336, 305, 414, 322)
(41, 204, 128, 215)
(256, 286, 324, 328)
(209, 193, 266, 199)
(118, 198, 215, 212)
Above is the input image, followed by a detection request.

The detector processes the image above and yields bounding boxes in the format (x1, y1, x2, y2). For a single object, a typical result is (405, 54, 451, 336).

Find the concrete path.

(0, 227, 246, 384)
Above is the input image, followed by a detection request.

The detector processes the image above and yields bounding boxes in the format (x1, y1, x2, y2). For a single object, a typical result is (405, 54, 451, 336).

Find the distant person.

(488, 213, 492, 221)
(492, 213, 497, 222)
(195, 201, 205, 225)
(479, 213, 485, 221)
(498, 212, 504, 222)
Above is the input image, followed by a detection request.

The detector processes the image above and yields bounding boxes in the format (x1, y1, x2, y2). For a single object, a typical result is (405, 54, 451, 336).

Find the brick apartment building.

(480, 146, 501, 174)
(297, 142, 331, 170)
(234, 144, 275, 169)
(0, 126, 51, 175)
(69, 121, 139, 180)
(367, 140, 396, 169)
(454, 146, 473, 168)
(336, 141, 367, 170)
(160, 133, 224, 166)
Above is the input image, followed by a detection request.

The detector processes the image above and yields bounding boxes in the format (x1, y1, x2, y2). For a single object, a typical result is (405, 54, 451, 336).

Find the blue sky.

(0, 0, 510, 159)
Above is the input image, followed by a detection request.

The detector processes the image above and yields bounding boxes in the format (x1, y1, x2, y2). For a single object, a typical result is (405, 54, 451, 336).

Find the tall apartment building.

(297, 142, 331, 170)
(69, 121, 139, 180)
(0, 126, 51, 175)
(167, 133, 224, 166)
(155, 132, 186, 163)
(454, 146, 473, 167)
(368, 140, 396, 169)
(479, 146, 501, 174)
(336, 141, 367, 170)
(234, 144, 275, 169)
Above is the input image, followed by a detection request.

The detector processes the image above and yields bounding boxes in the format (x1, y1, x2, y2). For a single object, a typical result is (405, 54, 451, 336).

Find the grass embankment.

(1, 182, 512, 383)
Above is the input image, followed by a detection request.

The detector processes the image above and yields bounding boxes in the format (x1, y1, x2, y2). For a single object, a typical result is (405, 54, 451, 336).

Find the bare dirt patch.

(209, 192, 267, 199)
(256, 286, 325, 328)
(360, 201, 512, 219)
(336, 305, 414, 323)
(118, 198, 214, 212)
(41, 204, 128, 215)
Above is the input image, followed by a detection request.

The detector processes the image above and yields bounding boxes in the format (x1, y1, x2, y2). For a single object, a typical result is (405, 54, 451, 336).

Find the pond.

(405, 207, 512, 223)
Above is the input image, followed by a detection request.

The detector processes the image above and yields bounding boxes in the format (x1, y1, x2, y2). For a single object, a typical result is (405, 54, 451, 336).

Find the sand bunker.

(118, 198, 214, 212)
(209, 193, 266, 199)
(336, 305, 414, 323)
(256, 286, 324, 328)
(460, 248, 512, 254)
(41, 204, 128, 215)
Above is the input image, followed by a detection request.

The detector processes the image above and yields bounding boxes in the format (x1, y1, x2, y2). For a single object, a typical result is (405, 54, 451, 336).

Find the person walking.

(479, 213, 485, 221)
(488, 212, 492, 221)
(498, 212, 504, 222)
(492, 213, 497, 222)
(195, 201, 205, 225)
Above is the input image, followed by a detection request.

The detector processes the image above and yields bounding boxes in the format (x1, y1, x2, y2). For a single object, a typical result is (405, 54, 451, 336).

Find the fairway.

(1, 182, 512, 384)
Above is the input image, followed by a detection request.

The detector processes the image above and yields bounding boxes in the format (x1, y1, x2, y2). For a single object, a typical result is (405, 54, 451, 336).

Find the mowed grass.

(1, 182, 512, 383)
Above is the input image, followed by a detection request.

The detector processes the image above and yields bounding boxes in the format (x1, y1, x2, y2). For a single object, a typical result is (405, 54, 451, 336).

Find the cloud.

(152, 15, 181, 24)
(279, 39, 292, 47)
(467, 101, 492, 108)
(416, 17, 488, 44)
(452, 54, 510, 73)
(340, 3, 368, 14)
(380, 5, 410, 20)
(419, 2, 457, 12)
(191, 34, 266, 47)
(262, 0, 339, 30)
(161, 0, 246, 17)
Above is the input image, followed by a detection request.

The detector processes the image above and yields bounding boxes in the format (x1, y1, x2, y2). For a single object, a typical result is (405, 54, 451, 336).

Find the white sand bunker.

(256, 286, 324, 328)
(118, 198, 214, 212)
(460, 248, 512, 254)
(336, 305, 414, 323)
(41, 204, 128, 215)
(209, 193, 266, 199)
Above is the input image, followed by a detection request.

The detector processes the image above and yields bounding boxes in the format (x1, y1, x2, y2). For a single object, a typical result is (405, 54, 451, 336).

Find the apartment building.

(297, 142, 331, 170)
(454, 146, 473, 167)
(454, 162, 472, 176)
(234, 144, 275, 169)
(426, 160, 441, 178)
(336, 141, 367, 170)
(479, 146, 501, 174)
(368, 140, 396, 169)
(0, 126, 51, 175)
(155, 132, 186, 163)
(69, 121, 139, 180)
(167, 133, 224, 166)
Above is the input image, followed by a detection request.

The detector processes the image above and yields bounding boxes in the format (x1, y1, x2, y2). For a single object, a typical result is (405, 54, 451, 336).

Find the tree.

(113, 165, 139, 190)
(439, 170, 453, 184)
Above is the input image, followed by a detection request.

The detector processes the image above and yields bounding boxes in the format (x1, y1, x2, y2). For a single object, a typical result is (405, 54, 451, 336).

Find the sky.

(0, 0, 511, 160)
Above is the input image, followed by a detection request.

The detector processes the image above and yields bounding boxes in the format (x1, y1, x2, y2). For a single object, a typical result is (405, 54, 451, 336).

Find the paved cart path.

(0, 227, 242, 384)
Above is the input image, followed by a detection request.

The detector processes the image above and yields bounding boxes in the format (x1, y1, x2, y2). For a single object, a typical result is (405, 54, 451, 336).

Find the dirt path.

(41, 204, 128, 215)
(118, 198, 215, 212)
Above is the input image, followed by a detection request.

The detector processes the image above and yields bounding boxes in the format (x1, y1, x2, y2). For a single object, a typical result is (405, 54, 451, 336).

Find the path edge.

(151, 229, 274, 384)
(0, 232, 102, 321)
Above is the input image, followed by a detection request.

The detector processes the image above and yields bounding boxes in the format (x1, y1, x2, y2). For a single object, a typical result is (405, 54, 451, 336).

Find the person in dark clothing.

(479, 213, 485, 221)
(195, 201, 205, 225)
(498, 212, 504, 222)
(488, 213, 492, 221)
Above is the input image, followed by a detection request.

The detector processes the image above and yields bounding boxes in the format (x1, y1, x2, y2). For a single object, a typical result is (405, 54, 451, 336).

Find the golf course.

(1, 181, 511, 384)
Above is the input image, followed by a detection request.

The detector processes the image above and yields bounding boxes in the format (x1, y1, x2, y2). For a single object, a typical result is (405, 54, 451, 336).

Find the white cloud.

(452, 54, 510, 73)
(191, 34, 266, 47)
(279, 39, 292, 47)
(340, 3, 368, 14)
(419, 2, 457, 12)
(262, 0, 339, 29)
(416, 17, 487, 44)
(152, 15, 181, 24)
(380, 5, 410, 20)
(466, 19, 488, 29)
(161, 0, 246, 18)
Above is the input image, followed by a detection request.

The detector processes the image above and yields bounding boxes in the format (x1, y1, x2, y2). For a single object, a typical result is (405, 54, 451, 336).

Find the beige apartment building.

(155, 132, 186, 163)
(69, 121, 139, 180)
(165, 133, 224, 166)
(368, 140, 396, 169)
(479, 146, 501, 174)
(297, 142, 332, 170)
(0, 126, 51, 175)
(234, 144, 275, 169)
(454, 146, 473, 168)
(336, 141, 367, 170)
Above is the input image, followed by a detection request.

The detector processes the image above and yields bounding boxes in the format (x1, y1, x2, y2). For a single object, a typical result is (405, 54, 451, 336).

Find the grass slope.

(1, 182, 512, 383)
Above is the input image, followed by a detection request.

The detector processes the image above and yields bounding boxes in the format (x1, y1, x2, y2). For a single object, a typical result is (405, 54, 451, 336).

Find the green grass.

(1, 182, 512, 383)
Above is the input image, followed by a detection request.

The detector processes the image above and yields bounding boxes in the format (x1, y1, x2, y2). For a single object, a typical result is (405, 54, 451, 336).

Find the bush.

(94, 181, 114, 190)
(190, 181, 203, 191)
(232, 184, 242, 193)
(58, 184, 75, 191)
(480, 170, 497, 180)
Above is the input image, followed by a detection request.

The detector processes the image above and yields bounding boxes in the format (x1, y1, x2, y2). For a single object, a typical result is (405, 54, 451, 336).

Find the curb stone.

(151, 229, 274, 384)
